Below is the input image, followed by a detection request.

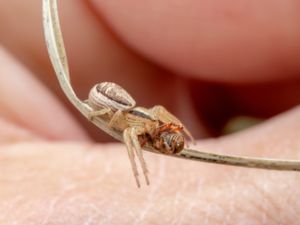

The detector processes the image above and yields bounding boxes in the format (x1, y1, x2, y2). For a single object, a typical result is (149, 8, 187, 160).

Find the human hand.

(0, 0, 300, 224)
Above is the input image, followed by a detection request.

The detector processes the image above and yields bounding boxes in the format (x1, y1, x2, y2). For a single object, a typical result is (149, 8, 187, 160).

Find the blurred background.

(0, 0, 299, 141)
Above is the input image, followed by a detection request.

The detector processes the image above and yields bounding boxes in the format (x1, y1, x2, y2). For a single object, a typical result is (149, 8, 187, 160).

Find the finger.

(1, 106, 299, 224)
(0, 47, 90, 141)
(89, 0, 300, 82)
(195, 105, 300, 157)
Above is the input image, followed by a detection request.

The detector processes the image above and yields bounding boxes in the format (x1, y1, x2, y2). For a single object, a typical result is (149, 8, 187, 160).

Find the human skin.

(0, 0, 300, 224)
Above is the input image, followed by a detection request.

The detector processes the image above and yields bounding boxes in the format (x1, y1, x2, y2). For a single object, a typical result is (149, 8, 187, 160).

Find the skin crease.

(0, 0, 299, 224)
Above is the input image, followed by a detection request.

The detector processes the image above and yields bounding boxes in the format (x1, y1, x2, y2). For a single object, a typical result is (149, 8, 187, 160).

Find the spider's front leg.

(123, 126, 150, 187)
(150, 105, 195, 144)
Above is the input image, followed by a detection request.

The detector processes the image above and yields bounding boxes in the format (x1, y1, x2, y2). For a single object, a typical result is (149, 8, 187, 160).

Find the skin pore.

(0, 0, 300, 224)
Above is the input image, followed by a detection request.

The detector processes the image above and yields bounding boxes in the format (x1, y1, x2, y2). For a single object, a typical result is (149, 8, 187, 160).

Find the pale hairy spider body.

(88, 82, 194, 187)
(88, 82, 136, 127)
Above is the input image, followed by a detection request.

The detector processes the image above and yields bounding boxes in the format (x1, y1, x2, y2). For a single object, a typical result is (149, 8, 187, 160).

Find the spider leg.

(108, 110, 123, 128)
(87, 107, 111, 121)
(123, 128, 141, 188)
(151, 105, 195, 144)
(130, 127, 150, 185)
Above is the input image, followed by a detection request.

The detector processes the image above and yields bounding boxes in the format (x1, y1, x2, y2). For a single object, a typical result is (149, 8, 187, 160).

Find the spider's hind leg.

(108, 110, 123, 128)
(87, 108, 111, 121)
(84, 99, 112, 120)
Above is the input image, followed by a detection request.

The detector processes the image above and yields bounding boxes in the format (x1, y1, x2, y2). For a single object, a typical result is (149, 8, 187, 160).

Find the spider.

(87, 82, 194, 187)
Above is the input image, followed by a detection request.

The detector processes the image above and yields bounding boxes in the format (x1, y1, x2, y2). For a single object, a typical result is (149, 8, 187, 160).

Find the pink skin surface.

(0, 0, 300, 224)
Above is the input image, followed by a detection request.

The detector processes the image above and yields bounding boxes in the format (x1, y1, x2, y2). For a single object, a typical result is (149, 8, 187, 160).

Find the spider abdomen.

(88, 82, 136, 111)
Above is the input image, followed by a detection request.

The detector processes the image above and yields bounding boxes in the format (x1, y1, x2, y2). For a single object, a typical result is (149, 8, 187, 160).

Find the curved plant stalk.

(43, 0, 300, 171)
(42, 0, 122, 141)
